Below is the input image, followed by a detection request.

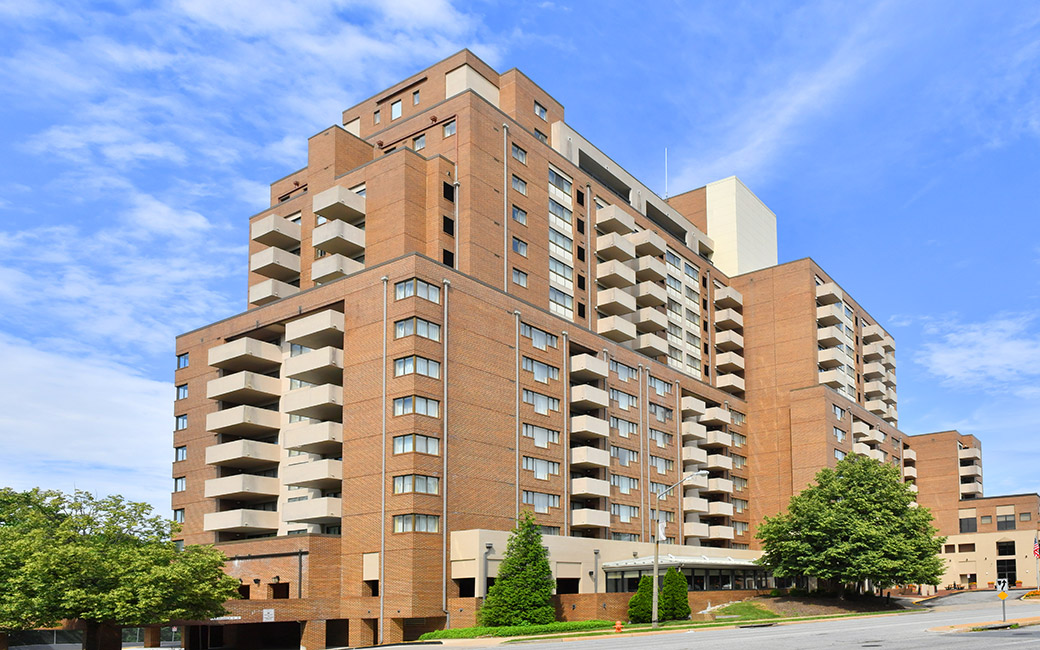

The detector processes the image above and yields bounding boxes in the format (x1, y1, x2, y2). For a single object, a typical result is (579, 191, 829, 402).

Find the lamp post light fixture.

(651, 469, 709, 629)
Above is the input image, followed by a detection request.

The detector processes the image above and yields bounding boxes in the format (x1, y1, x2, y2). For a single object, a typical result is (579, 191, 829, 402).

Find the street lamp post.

(652, 469, 709, 629)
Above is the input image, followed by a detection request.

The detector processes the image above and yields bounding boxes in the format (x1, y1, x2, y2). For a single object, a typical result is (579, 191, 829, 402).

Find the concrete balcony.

(815, 282, 843, 305)
(284, 421, 343, 455)
(817, 326, 844, 347)
(903, 465, 918, 480)
(631, 307, 667, 333)
(863, 362, 885, 379)
(683, 521, 710, 538)
(597, 286, 637, 315)
(959, 447, 982, 462)
(818, 369, 845, 389)
(631, 256, 667, 282)
(818, 348, 844, 369)
(632, 281, 667, 307)
(206, 405, 280, 436)
(959, 464, 983, 478)
(570, 354, 608, 381)
(313, 220, 365, 256)
(704, 430, 733, 449)
(209, 338, 281, 373)
(283, 497, 342, 524)
(885, 408, 898, 425)
(595, 204, 635, 235)
(204, 474, 280, 500)
(681, 446, 707, 464)
(853, 442, 870, 456)
(716, 373, 744, 394)
(714, 308, 743, 330)
(816, 303, 845, 326)
(572, 477, 610, 498)
(206, 440, 280, 469)
(207, 371, 280, 406)
(683, 496, 709, 514)
(715, 330, 744, 351)
(312, 185, 366, 224)
(286, 310, 345, 349)
(882, 354, 896, 370)
(883, 390, 897, 405)
(852, 420, 870, 436)
(907, 483, 919, 494)
(707, 525, 735, 540)
(903, 447, 917, 462)
(311, 253, 364, 283)
(864, 381, 886, 398)
(596, 259, 636, 288)
(681, 420, 707, 441)
(250, 247, 300, 282)
(704, 478, 734, 494)
(701, 407, 731, 426)
(861, 323, 884, 343)
(571, 384, 609, 410)
(282, 459, 342, 489)
(881, 335, 896, 352)
(684, 472, 709, 490)
(863, 343, 884, 361)
(693, 230, 715, 257)
(625, 229, 667, 257)
(633, 333, 667, 357)
(960, 481, 983, 497)
(708, 501, 735, 517)
(283, 347, 344, 385)
(715, 351, 744, 373)
(251, 214, 301, 249)
(571, 446, 610, 469)
(282, 384, 343, 421)
(681, 396, 706, 417)
(883, 371, 897, 388)
(867, 448, 885, 462)
(595, 232, 635, 261)
(572, 415, 609, 439)
(204, 508, 279, 534)
(705, 454, 733, 471)
(249, 278, 299, 306)
(857, 428, 884, 445)
(866, 400, 887, 416)
(596, 315, 637, 342)
(714, 286, 742, 310)
(572, 508, 611, 528)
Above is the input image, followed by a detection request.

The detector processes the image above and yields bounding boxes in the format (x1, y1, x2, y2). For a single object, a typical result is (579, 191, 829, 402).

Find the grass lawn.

(714, 600, 782, 620)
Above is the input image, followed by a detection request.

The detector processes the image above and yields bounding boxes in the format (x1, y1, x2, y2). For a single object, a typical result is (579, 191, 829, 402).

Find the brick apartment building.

(170, 50, 1035, 648)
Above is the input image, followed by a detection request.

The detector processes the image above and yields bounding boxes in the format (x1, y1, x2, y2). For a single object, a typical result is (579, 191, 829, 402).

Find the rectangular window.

(548, 198, 572, 230)
(522, 456, 560, 480)
(997, 541, 1016, 556)
(173, 477, 185, 492)
(412, 89, 420, 105)
(174, 446, 187, 462)
(412, 134, 425, 151)
(390, 99, 402, 120)
(732, 454, 746, 468)
(610, 416, 638, 438)
(548, 257, 573, 290)
(958, 543, 976, 553)
(733, 498, 748, 514)
(443, 120, 456, 137)
(610, 360, 638, 382)
(522, 389, 560, 415)
(981, 515, 992, 524)
(648, 403, 673, 423)
(610, 474, 639, 494)
(612, 532, 639, 542)
(959, 517, 978, 533)
(534, 101, 548, 120)
(374, 110, 381, 124)
(534, 129, 548, 144)
(176, 353, 189, 369)
(522, 423, 560, 447)
(648, 376, 671, 397)
(394, 355, 441, 379)
(834, 449, 847, 461)
(650, 509, 675, 523)
(548, 287, 573, 318)
(1022, 512, 1033, 521)
(520, 323, 558, 349)
(649, 455, 673, 474)
(176, 384, 188, 400)
(392, 433, 440, 455)
(666, 275, 682, 292)
(548, 229, 572, 257)
(522, 490, 560, 514)
(393, 513, 439, 533)
(665, 250, 681, 268)
(175, 414, 187, 431)
(393, 474, 440, 495)
(548, 169, 572, 195)
(609, 388, 638, 410)
(522, 356, 560, 383)
(610, 446, 639, 467)
(734, 521, 749, 535)
(443, 215, 455, 236)
(833, 405, 845, 420)
(734, 477, 747, 492)
(511, 206, 528, 226)
(684, 262, 698, 280)
(512, 143, 527, 164)
(732, 432, 746, 448)
(393, 395, 440, 417)
(512, 268, 528, 287)
(512, 175, 527, 195)
(395, 278, 440, 303)
(512, 237, 528, 257)
(833, 427, 847, 443)
(173, 509, 185, 523)
(394, 317, 441, 341)
(731, 410, 747, 426)
(610, 503, 639, 523)
(540, 526, 560, 536)
(997, 514, 1016, 530)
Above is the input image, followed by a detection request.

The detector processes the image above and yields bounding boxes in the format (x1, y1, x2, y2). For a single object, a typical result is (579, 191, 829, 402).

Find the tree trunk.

(82, 620, 121, 650)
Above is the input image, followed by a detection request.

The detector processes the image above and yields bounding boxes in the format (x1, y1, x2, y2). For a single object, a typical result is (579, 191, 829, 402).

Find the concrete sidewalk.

(929, 615, 1040, 633)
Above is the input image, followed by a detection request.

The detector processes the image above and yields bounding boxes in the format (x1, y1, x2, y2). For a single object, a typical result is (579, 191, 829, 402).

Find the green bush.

(660, 568, 691, 621)
(627, 575, 656, 623)
(418, 620, 614, 640)
(768, 588, 784, 597)
(478, 512, 556, 626)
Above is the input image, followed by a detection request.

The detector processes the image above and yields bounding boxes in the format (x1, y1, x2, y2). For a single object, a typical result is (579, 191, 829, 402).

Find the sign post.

(996, 578, 1009, 622)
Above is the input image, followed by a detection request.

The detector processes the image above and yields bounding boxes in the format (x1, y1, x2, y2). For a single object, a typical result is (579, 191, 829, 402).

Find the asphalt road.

(499, 592, 1040, 650)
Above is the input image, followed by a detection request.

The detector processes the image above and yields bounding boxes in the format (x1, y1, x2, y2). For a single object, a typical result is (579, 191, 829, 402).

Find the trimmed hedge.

(418, 620, 614, 640)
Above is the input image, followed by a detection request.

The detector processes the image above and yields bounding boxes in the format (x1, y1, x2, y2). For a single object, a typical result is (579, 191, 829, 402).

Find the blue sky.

(1, 0, 1038, 513)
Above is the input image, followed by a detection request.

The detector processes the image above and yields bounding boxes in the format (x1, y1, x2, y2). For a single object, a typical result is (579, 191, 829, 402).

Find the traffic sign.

(999, 591, 1008, 600)
(996, 578, 1009, 592)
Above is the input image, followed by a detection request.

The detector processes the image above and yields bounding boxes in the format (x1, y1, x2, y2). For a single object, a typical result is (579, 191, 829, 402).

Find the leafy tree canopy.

(478, 511, 556, 626)
(0, 488, 239, 650)
(756, 456, 945, 589)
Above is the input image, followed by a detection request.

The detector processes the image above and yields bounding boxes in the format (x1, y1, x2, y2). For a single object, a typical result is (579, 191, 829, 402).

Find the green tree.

(659, 568, 691, 621)
(478, 511, 556, 626)
(626, 575, 655, 623)
(756, 456, 945, 591)
(0, 488, 240, 650)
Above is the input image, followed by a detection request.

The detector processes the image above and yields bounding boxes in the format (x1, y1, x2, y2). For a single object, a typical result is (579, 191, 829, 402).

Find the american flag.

(1034, 534, 1039, 559)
